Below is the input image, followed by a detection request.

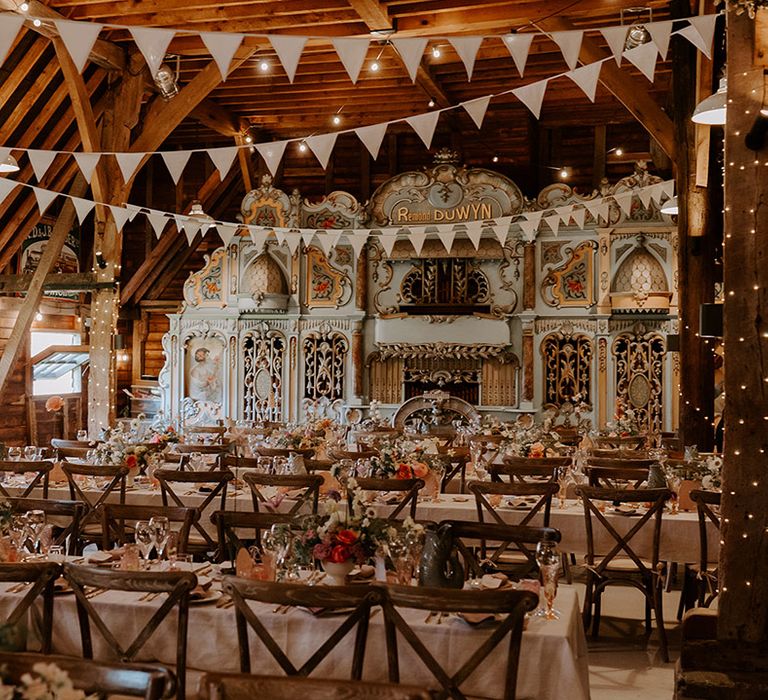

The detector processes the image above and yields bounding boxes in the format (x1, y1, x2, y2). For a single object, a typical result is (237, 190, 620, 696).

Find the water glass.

(47, 545, 65, 562)
(135, 520, 155, 565)
(24, 446, 37, 461)
(188, 452, 204, 471)
(149, 516, 170, 559)
(25, 510, 46, 554)
(535, 540, 561, 620)
(7, 447, 21, 461)
(76, 430, 88, 442)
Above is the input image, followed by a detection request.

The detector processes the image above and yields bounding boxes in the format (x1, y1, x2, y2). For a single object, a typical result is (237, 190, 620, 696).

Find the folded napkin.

(348, 565, 375, 583)
(87, 550, 118, 564)
(190, 577, 213, 599)
(458, 612, 498, 626)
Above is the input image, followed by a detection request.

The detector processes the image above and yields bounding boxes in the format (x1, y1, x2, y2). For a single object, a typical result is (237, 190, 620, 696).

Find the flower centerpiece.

(269, 424, 324, 452)
(367, 439, 432, 480)
(0, 661, 97, 699)
(0, 501, 15, 564)
(503, 424, 563, 458)
(605, 398, 643, 437)
(94, 423, 175, 481)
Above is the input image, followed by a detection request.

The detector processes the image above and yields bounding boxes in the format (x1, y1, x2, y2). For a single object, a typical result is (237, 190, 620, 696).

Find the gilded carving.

(303, 331, 348, 401)
(541, 241, 597, 308)
(243, 324, 285, 422)
(304, 246, 350, 308)
(375, 343, 518, 364)
(541, 332, 593, 407)
(612, 331, 665, 433)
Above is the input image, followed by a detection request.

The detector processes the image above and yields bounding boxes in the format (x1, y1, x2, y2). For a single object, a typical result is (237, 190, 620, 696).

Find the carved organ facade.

(160, 155, 678, 431)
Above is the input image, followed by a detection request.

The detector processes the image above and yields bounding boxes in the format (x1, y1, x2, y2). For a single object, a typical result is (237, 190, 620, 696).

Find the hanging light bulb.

(370, 60, 380, 72)
(559, 167, 570, 179)
(692, 77, 728, 125)
(492, 155, 499, 163)
(259, 60, 269, 72)
(19, 2, 29, 11)
(432, 46, 441, 58)
(298, 142, 307, 153)
(615, 147, 624, 156)
(661, 196, 679, 215)
(35, 312, 43, 322)
(153, 62, 178, 100)
(428, 98, 436, 108)
(0, 154, 19, 173)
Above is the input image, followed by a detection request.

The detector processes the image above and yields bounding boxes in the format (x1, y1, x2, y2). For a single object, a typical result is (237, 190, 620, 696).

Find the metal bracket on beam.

(0, 272, 117, 294)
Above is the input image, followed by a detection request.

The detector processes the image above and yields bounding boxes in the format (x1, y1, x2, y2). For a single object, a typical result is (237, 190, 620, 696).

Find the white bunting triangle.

(28, 150, 57, 182)
(597, 201, 611, 222)
(648, 182, 665, 205)
(319, 231, 341, 256)
(614, 190, 634, 217)
(268, 35, 307, 83)
(331, 37, 370, 84)
(565, 61, 602, 102)
(661, 180, 675, 200)
(53, 19, 103, 73)
(301, 230, 316, 247)
(115, 152, 145, 184)
(437, 228, 456, 253)
(379, 233, 398, 257)
(512, 79, 548, 119)
(524, 210, 544, 227)
(32, 186, 57, 214)
(147, 212, 169, 238)
(71, 196, 96, 225)
(73, 152, 101, 184)
(0, 14, 24, 68)
(623, 42, 657, 82)
(600, 26, 628, 65)
(448, 36, 483, 80)
(502, 33, 534, 77)
(462, 95, 491, 129)
(125, 205, 142, 222)
(544, 214, 560, 236)
(355, 122, 389, 160)
(273, 228, 286, 246)
(556, 205, 574, 225)
(285, 231, 302, 255)
(584, 199, 604, 223)
(129, 26, 176, 77)
(207, 146, 239, 180)
(249, 227, 269, 251)
(647, 20, 674, 60)
(161, 150, 191, 185)
(255, 140, 288, 177)
(638, 185, 654, 209)
(680, 15, 716, 60)
(391, 37, 428, 83)
(465, 224, 482, 249)
(348, 232, 369, 259)
(406, 111, 441, 149)
(518, 219, 538, 242)
(199, 31, 243, 80)
(109, 205, 131, 232)
(306, 133, 338, 169)
(409, 228, 427, 255)
(0, 178, 16, 206)
(184, 219, 201, 245)
(216, 223, 239, 247)
(550, 30, 583, 70)
(571, 207, 586, 229)
(492, 223, 508, 246)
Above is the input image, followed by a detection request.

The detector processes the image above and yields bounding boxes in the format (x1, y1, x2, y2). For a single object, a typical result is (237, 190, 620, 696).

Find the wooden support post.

(672, 0, 714, 451)
(718, 6, 768, 644)
(0, 181, 83, 401)
(360, 145, 371, 201)
(592, 125, 607, 190)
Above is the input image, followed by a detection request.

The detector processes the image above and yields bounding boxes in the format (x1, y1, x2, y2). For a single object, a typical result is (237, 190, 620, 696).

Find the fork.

(85, 587, 107, 599)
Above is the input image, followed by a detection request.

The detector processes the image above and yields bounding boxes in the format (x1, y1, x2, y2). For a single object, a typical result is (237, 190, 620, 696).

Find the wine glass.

(149, 516, 170, 560)
(25, 510, 46, 555)
(24, 446, 37, 461)
(535, 540, 561, 620)
(668, 475, 682, 515)
(188, 452, 204, 472)
(77, 430, 88, 442)
(7, 447, 21, 461)
(9, 515, 29, 555)
(135, 521, 155, 566)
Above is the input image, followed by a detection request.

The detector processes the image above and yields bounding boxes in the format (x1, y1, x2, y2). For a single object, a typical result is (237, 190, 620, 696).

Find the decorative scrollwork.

(242, 325, 285, 422)
(399, 258, 490, 313)
(403, 368, 482, 387)
(376, 342, 517, 364)
(613, 331, 665, 433)
(541, 333, 593, 407)
(541, 241, 597, 308)
(303, 332, 349, 401)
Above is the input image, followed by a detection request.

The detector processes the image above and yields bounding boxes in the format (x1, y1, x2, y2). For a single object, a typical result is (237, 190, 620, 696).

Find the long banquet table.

(0, 569, 590, 700)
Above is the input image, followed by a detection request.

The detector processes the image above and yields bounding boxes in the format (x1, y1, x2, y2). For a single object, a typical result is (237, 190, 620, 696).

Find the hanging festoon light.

(692, 77, 727, 125)
(622, 7, 653, 50)
(188, 200, 214, 234)
(154, 56, 179, 101)
(0, 154, 19, 173)
(660, 196, 678, 215)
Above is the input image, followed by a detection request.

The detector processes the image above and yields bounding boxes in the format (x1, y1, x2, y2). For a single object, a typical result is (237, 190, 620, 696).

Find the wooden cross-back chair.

(588, 449, 650, 459)
(223, 577, 384, 677)
(0, 460, 52, 499)
(211, 510, 298, 563)
(6, 497, 84, 555)
(575, 485, 671, 662)
(467, 481, 559, 574)
(553, 427, 582, 446)
(352, 477, 424, 521)
(101, 503, 198, 555)
(0, 561, 59, 653)
(328, 448, 379, 461)
(592, 435, 646, 450)
(496, 456, 571, 483)
(51, 438, 93, 450)
(380, 585, 538, 700)
(0, 652, 176, 700)
(155, 468, 233, 557)
(63, 563, 196, 699)
(303, 457, 335, 473)
(185, 425, 227, 444)
(199, 673, 433, 700)
(467, 433, 506, 466)
(584, 464, 650, 489)
(256, 446, 317, 460)
(354, 428, 401, 452)
(61, 463, 128, 537)
(242, 472, 323, 516)
(436, 445, 470, 493)
(170, 443, 231, 470)
(56, 446, 92, 460)
(679, 489, 721, 615)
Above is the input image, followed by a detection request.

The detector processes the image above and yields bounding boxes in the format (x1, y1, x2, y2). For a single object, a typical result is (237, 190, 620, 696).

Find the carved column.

(523, 243, 536, 310)
(520, 317, 535, 408)
(355, 245, 367, 312)
(351, 323, 364, 399)
(596, 229, 612, 314)
(596, 326, 609, 429)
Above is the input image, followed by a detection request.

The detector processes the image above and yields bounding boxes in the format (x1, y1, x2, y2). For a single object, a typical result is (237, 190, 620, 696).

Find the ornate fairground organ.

(161, 153, 677, 432)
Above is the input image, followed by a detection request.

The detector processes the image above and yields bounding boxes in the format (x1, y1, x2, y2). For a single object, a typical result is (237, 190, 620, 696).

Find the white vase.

(323, 559, 355, 586)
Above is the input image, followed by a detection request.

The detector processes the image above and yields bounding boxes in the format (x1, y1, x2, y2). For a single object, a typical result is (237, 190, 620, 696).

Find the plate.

(613, 507, 638, 516)
(190, 589, 223, 605)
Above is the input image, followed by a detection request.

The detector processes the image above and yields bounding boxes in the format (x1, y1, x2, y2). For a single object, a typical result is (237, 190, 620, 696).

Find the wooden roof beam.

(535, 16, 675, 159)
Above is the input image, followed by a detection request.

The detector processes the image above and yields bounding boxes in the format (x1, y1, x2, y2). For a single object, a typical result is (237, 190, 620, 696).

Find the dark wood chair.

(63, 563, 196, 699)
(155, 468, 233, 558)
(467, 480, 560, 575)
(303, 457, 335, 473)
(575, 485, 672, 662)
(6, 497, 84, 555)
(185, 425, 227, 444)
(495, 456, 571, 482)
(584, 463, 650, 489)
(0, 652, 176, 700)
(0, 561, 60, 653)
(101, 503, 198, 555)
(51, 438, 93, 450)
(328, 448, 379, 461)
(243, 472, 323, 515)
(380, 584, 538, 700)
(255, 446, 317, 461)
(0, 460, 52, 498)
(436, 445, 471, 493)
(553, 427, 582, 446)
(170, 443, 232, 469)
(592, 435, 646, 450)
(61, 463, 128, 538)
(352, 477, 424, 520)
(56, 446, 92, 460)
(211, 510, 298, 563)
(222, 577, 384, 677)
(679, 489, 721, 615)
(199, 673, 433, 700)
(439, 519, 561, 580)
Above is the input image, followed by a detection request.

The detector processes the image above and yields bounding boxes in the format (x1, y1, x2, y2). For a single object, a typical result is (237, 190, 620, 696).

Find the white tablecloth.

(0, 577, 590, 700)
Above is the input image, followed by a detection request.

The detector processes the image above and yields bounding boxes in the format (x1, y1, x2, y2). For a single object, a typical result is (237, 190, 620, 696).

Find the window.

(31, 331, 83, 396)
